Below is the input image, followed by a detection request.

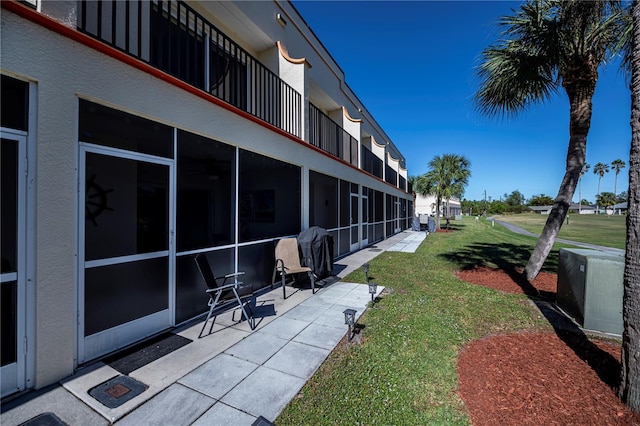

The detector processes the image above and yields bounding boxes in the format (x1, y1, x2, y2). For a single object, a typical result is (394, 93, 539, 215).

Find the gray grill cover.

(298, 227, 334, 279)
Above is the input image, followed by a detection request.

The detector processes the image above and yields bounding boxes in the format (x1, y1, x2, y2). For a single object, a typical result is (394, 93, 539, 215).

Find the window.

(176, 130, 235, 251)
(79, 100, 173, 158)
(1, 75, 28, 131)
(238, 150, 300, 242)
(309, 171, 338, 229)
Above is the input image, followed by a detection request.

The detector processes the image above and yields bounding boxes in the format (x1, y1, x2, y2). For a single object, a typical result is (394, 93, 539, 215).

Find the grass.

(276, 217, 565, 425)
(495, 213, 626, 249)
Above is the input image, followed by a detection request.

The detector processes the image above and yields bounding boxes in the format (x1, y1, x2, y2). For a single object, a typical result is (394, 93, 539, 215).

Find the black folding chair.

(195, 254, 256, 337)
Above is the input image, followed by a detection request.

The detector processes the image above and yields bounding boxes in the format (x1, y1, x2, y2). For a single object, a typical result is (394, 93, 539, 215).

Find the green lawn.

(495, 213, 626, 249)
(276, 217, 561, 425)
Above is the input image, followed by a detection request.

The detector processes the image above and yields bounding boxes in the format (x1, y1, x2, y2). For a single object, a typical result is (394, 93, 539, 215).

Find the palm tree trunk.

(597, 177, 602, 212)
(524, 80, 594, 280)
(579, 178, 583, 213)
(435, 195, 442, 229)
(619, 0, 640, 412)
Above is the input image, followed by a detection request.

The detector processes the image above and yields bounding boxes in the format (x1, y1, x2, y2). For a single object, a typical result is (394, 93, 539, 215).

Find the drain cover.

(20, 413, 67, 426)
(89, 375, 147, 409)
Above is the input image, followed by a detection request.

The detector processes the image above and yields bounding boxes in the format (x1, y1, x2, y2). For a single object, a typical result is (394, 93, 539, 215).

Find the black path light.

(362, 262, 377, 302)
(343, 308, 357, 341)
(368, 281, 378, 302)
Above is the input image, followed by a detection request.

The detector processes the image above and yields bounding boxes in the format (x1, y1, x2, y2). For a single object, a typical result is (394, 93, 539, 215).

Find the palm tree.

(414, 154, 470, 230)
(611, 158, 626, 196)
(475, 0, 627, 280)
(595, 191, 617, 213)
(578, 163, 590, 213)
(593, 162, 610, 212)
(619, 0, 640, 412)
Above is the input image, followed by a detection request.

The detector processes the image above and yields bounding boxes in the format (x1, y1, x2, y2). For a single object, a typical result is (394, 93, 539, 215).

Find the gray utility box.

(556, 248, 624, 335)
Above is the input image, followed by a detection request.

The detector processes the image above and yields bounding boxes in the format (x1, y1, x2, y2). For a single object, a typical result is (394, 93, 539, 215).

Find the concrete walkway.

(493, 219, 625, 256)
(1, 230, 425, 426)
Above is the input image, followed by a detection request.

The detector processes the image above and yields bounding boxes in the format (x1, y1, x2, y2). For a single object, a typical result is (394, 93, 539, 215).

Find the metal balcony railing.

(309, 103, 358, 167)
(77, 0, 301, 138)
(361, 145, 383, 179)
(385, 164, 397, 186)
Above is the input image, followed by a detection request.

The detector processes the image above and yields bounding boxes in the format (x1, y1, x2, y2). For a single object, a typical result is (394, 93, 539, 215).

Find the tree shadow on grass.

(441, 242, 557, 297)
(442, 241, 620, 391)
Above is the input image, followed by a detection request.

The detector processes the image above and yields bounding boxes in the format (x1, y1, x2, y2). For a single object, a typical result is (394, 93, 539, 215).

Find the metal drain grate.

(89, 375, 147, 409)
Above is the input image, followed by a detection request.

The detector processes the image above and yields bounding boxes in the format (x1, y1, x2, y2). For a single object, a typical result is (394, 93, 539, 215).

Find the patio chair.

(194, 253, 256, 338)
(272, 237, 316, 299)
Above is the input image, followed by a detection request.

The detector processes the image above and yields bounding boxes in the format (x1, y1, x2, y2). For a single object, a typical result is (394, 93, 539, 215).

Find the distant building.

(414, 194, 461, 217)
(529, 203, 596, 214)
(611, 202, 628, 215)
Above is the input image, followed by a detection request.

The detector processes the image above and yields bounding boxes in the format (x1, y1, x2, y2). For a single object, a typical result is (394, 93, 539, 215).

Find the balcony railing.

(77, 0, 301, 138)
(361, 145, 383, 179)
(385, 164, 397, 186)
(309, 103, 358, 167)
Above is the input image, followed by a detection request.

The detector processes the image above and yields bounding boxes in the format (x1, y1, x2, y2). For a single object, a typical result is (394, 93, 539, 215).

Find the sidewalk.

(1, 230, 425, 426)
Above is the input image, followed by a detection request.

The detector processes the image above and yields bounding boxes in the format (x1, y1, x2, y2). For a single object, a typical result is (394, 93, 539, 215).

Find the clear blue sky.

(292, 0, 631, 204)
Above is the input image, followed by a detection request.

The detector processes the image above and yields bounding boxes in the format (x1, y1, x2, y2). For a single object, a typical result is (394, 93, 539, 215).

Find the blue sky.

(292, 0, 632, 204)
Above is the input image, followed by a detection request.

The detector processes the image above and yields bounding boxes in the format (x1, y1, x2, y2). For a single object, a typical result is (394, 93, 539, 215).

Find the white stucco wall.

(3, 7, 408, 388)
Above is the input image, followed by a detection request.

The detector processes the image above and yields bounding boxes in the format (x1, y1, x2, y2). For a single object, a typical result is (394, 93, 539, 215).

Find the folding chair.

(194, 253, 256, 338)
(272, 237, 316, 299)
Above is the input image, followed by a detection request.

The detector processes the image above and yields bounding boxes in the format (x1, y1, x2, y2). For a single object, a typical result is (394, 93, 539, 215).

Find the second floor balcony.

(78, 0, 301, 138)
(74, 0, 403, 190)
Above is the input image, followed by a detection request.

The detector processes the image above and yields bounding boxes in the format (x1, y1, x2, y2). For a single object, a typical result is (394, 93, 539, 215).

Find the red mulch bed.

(454, 266, 557, 297)
(455, 267, 640, 425)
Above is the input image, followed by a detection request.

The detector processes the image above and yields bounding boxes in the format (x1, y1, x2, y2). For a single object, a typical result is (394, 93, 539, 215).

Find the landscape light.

(368, 281, 378, 302)
(362, 263, 370, 282)
(343, 308, 357, 341)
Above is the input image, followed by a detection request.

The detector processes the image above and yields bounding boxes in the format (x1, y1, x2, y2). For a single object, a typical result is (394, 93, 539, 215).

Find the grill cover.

(298, 227, 334, 279)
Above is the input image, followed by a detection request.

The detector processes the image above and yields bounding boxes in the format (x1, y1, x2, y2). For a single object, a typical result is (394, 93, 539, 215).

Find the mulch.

(454, 266, 640, 425)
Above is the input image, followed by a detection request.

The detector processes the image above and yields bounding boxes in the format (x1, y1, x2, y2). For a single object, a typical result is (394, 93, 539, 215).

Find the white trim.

(85, 251, 170, 269)
(0, 132, 27, 397)
(78, 144, 174, 364)
(82, 310, 171, 362)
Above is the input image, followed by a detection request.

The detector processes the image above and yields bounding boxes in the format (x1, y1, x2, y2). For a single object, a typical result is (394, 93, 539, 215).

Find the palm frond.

(474, 0, 628, 118)
(475, 41, 559, 117)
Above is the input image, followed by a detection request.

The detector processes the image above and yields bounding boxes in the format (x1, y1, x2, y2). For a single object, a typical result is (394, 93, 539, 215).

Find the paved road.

(492, 219, 625, 256)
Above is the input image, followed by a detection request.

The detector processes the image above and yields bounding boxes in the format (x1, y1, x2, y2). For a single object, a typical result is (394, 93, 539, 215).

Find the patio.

(1, 231, 417, 426)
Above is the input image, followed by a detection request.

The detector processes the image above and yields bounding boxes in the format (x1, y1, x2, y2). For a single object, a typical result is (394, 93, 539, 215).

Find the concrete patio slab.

(116, 384, 213, 426)
(281, 303, 330, 322)
(256, 316, 309, 340)
(178, 353, 259, 400)
(0, 386, 109, 426)
(293, 322, 346, 350)
(191, 401, 257, 426)
(223, 332, 289, 365)
(220, 366, 305, 420)
(263, 341, 330, 379)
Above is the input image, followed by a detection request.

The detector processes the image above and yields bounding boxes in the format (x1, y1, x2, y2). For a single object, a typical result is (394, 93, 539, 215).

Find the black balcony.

(77, 0, 301, 138)
(309, 103, 358, 167)
(361, 145, 383, 179)
(385, 164, 397, 186)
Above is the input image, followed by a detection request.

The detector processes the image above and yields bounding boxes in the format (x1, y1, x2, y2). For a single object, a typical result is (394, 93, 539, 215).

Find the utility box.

(556, 248, 624, 335)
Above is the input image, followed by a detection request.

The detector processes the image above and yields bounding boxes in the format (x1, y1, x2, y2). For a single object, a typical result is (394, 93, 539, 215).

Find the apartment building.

(1, 0, 413, 397)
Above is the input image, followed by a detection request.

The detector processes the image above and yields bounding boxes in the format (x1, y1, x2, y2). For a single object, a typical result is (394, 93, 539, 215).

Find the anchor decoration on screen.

(85, 174, 114, 226)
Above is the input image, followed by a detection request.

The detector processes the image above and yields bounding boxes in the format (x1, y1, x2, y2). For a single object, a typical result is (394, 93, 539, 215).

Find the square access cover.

(89, 375, 147, 409)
